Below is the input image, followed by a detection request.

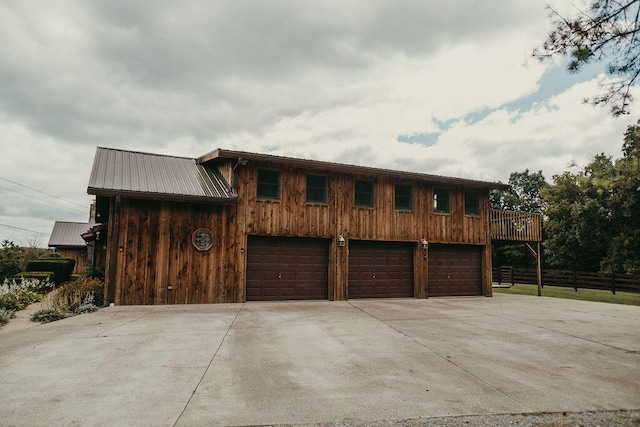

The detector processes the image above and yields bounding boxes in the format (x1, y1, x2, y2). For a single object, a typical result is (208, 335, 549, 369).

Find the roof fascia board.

(199, 149, 510, 190)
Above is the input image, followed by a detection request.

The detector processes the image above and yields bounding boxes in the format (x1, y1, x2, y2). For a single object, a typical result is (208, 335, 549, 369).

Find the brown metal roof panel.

(199, 148, 510, 191)
(48, 221, 90, 247)
(88, 148, 235, 200)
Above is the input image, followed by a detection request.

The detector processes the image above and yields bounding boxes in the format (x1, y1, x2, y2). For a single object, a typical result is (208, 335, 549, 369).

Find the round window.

(192, 228, 214, 251)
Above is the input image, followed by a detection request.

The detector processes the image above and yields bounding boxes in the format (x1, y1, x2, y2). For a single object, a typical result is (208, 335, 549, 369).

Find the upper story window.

(394, 184, 412, 211)
(306, 174, 327, 204)
(257, 169, 280, 200)
(354, 180, 374, 207)
(433, 188, 450, 213)
(464, 191, 480, 216)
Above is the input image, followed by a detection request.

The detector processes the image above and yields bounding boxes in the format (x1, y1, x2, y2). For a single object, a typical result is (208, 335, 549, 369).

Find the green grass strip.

(493, 283, 640, 306)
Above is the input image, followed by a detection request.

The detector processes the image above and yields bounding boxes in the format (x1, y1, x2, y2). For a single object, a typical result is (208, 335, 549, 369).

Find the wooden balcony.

(490, 210, 542, 242)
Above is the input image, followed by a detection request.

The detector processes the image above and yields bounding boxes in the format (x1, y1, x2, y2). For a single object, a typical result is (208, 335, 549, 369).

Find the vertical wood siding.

(235, 164, 491, 300)
(55, 248, 87, 275)
(106, 162, 494, 304)
(112, 199, 239, 305)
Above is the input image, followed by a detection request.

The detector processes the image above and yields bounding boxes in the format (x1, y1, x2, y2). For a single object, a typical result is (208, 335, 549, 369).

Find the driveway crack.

(172, 304, 244, 427)
(348, 302, 534, 412)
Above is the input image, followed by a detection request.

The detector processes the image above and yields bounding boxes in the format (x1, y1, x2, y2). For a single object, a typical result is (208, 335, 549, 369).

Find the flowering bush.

(54, 277, 104, 310)
(0, 277, 54, 311)
(0, 307, 16, 325)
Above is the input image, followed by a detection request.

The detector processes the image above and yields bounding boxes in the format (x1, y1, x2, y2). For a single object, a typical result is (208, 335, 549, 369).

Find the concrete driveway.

(1, 294, 639, 426)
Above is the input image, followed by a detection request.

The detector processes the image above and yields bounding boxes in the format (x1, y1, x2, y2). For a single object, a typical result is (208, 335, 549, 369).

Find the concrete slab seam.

(172, 303, 245, 427)
(444, 303, 640, 354)
(347, 301, 535, 413)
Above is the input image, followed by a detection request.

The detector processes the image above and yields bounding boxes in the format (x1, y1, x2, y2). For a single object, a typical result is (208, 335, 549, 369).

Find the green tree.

(601, 121, 640, 273)
(534, 0, 640, 115)
(543, 156, 614, 271)
(0, 240, 25, 281)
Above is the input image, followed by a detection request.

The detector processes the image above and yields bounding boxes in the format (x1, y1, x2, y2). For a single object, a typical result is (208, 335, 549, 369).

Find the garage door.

(348, 241, 414, 298)
(428, 244, 482, 297)
(246, 236, 329, 301)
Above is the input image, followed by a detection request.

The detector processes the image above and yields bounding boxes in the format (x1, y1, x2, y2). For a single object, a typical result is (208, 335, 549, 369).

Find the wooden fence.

(492, 266, 640, 294)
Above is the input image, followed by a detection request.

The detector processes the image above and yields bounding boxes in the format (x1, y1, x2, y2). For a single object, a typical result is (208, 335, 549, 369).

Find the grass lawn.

(493, 283, 640, 306)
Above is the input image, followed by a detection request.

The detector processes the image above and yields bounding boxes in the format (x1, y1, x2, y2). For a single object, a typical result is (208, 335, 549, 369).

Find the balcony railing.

(490, 210, 542, 242)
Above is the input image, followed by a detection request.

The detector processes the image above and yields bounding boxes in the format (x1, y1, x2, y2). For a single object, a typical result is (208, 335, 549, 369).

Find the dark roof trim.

(87, 188, 238, 204)
(198, 148, 510, 191)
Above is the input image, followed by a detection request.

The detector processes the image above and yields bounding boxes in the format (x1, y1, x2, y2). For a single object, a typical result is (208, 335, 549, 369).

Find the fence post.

(573, 270, 577, 292)
(510, 267, 514, 287)
(498, 266, 502, 286)
(611, 273, 616, 295)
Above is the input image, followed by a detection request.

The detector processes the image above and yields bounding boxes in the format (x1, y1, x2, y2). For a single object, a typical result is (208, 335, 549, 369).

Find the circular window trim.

(192, 228, 214, 251)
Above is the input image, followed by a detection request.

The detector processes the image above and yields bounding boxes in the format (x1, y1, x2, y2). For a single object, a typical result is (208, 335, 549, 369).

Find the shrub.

(54, 277, 104, 310)
(13, 271, 55, 285)
(26, 258, 75, 284)
(0, 277, 53, 310)
(30, 308, 67, 323)
(0, 240, 24, 282)
(75, 303, 99, 314)
(0, 289, 42, 311)
(81, 264, 105, 280)
(0, 307, 16, 325)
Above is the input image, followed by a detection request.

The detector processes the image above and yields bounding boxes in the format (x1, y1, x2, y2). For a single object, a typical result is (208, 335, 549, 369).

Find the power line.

(0, 223, 49, 236)
(0, 176, 87, 209)
(0, 185, 87, 216)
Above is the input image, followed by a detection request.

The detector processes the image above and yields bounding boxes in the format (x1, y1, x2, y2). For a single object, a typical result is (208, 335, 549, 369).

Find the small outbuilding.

(48, 221, 91, 275)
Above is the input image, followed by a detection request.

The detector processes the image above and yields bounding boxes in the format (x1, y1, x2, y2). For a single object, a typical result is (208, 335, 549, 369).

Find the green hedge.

(25, 259, 75, 284)
(13, 271, 55, 282)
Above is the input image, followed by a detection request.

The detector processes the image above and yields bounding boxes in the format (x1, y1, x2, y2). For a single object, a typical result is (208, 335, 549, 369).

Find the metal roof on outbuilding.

(48, 221, 90, 247)
(87, 148, 236, 202)
(199, 148, 510, 191)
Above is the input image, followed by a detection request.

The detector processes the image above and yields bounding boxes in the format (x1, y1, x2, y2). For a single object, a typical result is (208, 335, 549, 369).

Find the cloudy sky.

(0, 0, 637, 245)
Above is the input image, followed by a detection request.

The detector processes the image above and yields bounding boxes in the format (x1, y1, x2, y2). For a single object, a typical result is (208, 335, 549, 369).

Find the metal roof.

(48, 221, 90, 247)
(199, 148, 510, 191)
(87, 147, 236, 202)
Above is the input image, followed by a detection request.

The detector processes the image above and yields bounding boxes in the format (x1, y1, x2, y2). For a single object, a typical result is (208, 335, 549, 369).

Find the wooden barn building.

(86, 147, 541, 305)
(48, 221, 91, 275)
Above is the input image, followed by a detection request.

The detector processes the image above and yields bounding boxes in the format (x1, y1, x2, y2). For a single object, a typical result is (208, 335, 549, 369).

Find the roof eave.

(87, 188, 238, 204)
(201, 149, 510, 190)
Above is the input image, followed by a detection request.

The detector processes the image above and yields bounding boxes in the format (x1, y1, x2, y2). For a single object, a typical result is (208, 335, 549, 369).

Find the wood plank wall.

(235, 163, 491, 301)
(105, 162, 493, 304)
(55, 248, 87, 275)
(111, 199, 240, 305)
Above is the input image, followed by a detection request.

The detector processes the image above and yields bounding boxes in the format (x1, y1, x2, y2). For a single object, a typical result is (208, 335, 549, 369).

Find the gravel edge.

(326, 410, 640, 427)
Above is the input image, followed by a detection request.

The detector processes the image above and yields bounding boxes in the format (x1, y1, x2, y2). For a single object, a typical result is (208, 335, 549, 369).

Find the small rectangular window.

(257, 169, 280, 199)
(433, 188, 450, 213)
(394, 184, 412, 210)
(464, 191, 480, 216)
(354, 180, 374, 207)
(306, 174, 327, 203)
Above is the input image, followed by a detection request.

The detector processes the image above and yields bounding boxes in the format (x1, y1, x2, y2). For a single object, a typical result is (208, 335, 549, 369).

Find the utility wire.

(0, 176, 87, 209)
(0, 185, 87, 216)
(0, 223, 49, 236)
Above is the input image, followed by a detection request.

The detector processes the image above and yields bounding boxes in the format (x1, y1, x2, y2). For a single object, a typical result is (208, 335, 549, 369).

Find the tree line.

(491, 121, 640, 275)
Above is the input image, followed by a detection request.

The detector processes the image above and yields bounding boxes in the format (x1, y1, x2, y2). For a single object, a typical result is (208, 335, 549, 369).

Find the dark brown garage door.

(246, 236, 329, 301)
(348, 241, 414, 298)
(428, 244, 482, 297)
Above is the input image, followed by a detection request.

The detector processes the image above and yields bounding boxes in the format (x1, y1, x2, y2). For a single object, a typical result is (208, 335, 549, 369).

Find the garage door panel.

(428, 245, 482, 297)
(246, 236, 329, 301)
(349, 241, 414, 299)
